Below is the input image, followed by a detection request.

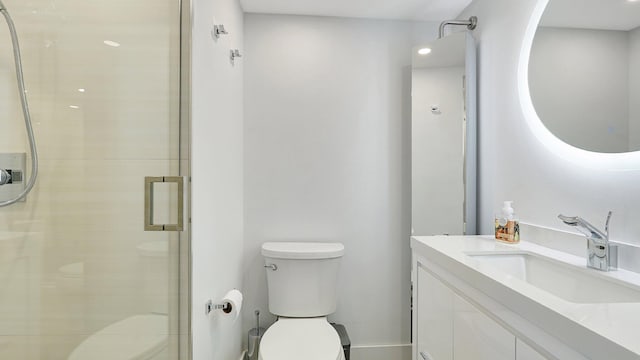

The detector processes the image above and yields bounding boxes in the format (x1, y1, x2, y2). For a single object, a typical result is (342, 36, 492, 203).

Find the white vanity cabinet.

(416, 265, 516, 360)
(411, 236, 635, 360)
(416, 265, 453, 360)
(453, 294, 515, 360)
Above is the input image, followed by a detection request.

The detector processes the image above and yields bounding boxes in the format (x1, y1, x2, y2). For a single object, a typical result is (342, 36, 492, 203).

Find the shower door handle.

(144, 176, 184, 231)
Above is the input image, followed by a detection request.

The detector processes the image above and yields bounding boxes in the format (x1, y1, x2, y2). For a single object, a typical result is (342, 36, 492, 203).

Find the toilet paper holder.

(205, 289, 243, 317)
(205, 299, 233, 315)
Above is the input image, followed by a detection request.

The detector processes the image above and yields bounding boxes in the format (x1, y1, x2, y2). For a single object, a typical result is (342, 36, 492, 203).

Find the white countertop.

(411, 235, 640, 359)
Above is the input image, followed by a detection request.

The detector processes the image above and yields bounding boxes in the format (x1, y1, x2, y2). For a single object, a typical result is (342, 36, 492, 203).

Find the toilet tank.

(261, 242, 344, 317)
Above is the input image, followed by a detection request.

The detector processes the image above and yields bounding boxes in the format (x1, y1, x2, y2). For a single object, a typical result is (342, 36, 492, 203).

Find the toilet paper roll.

(221, 289, 243, 321)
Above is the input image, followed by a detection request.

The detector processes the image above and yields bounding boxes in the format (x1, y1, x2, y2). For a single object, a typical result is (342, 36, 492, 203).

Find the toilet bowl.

(259, 317, 345, 360)
(259, 242, 345, 360)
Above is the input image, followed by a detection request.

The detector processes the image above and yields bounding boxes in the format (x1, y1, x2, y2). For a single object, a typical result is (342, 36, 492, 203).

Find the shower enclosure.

(0, 0, 190, 358)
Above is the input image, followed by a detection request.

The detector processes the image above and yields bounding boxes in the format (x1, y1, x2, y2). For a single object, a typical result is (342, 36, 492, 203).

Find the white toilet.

(259, 242, 346, 360)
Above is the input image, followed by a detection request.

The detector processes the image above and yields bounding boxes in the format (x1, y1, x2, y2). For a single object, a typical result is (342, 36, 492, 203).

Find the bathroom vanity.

(411, 236, 640, 360)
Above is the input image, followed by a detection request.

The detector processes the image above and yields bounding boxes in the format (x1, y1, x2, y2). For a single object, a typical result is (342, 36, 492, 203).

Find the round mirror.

(529, 0, 640, 153)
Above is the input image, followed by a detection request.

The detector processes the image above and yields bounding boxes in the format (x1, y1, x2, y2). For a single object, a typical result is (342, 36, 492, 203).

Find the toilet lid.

(68, 314, 167, 360)
(261, 242, 344, 260)
(259, 318, 345, 360)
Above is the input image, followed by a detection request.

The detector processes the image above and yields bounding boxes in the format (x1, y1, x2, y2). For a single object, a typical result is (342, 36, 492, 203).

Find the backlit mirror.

(529, 0, 640, 153)
(411, 31, 476, 236)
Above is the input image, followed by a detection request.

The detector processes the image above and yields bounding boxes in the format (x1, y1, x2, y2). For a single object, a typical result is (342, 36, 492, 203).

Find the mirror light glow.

(518, 0, 640, 170)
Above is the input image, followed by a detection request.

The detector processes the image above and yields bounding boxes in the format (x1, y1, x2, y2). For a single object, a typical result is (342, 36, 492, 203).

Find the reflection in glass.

(529, 0, 640, 153)
(411, 31, 476, 236)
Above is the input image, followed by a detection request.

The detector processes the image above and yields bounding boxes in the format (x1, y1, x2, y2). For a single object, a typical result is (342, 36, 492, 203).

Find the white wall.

(529, 27, 629, 153)
(630, 26, 640, 150)
(191, 0, 244, 359)
(243, 14, 438, 358)
(412, 66, 465, 235)
(459, 0, 640, 245)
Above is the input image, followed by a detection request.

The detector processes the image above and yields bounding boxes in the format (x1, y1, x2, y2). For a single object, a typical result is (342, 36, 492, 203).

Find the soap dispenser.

(495, 201, 520, 243)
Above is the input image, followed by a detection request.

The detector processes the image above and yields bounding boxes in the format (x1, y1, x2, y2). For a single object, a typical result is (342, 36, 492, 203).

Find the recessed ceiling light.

(103, 40, 121, 47)
(69, 105, 80, 109)
(628, 0, 639, 3)
(78, 88, 85, 93)
(418, 48, 432, 55)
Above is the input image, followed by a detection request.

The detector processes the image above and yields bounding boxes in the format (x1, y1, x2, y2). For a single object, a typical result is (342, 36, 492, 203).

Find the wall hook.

(230, 49, 242, 62)
(212, 24, 228, 39)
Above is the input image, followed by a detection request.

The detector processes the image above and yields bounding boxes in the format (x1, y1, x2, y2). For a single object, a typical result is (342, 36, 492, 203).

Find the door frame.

(179, 0, 193, 358)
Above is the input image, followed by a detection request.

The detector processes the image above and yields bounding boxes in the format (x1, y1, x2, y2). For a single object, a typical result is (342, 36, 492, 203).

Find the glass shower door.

(0, 0, 187, 359)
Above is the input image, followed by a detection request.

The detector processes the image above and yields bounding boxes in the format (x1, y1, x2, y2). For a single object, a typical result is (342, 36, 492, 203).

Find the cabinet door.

(516, 339, 549, 360)
(453, 294, 515, 360)
(416, 265, 454, 360)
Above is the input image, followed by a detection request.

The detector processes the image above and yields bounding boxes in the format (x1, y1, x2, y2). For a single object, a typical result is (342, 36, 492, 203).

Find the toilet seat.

(68, 314, 167, 360)
(259, 317, 345, 360)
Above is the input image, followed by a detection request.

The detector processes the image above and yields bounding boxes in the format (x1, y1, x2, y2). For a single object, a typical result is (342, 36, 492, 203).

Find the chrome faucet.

(558, 211, 617, 271)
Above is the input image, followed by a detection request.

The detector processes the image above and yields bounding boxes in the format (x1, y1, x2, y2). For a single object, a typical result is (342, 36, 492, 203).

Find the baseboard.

(350, 344, 411, 360)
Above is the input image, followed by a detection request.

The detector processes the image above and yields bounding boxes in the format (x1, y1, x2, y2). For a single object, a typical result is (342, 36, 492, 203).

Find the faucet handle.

(604, 211, 612, 239)
(558, 214, 579, 226)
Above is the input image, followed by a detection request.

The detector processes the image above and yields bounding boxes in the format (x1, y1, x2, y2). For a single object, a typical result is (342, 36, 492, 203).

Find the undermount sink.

(466, 252, 640, 304)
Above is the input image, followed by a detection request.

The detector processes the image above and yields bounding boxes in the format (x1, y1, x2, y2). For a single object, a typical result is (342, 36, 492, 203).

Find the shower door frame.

(179, 0, 193, 358)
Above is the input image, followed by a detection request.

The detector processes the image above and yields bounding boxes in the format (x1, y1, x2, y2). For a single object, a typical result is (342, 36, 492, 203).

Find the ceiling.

(240, 0, 473, 21)
(540, 0, 640, 31)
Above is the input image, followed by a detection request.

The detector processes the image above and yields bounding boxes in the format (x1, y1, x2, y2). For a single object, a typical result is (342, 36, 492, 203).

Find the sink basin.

(467, 252, 640, 304)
